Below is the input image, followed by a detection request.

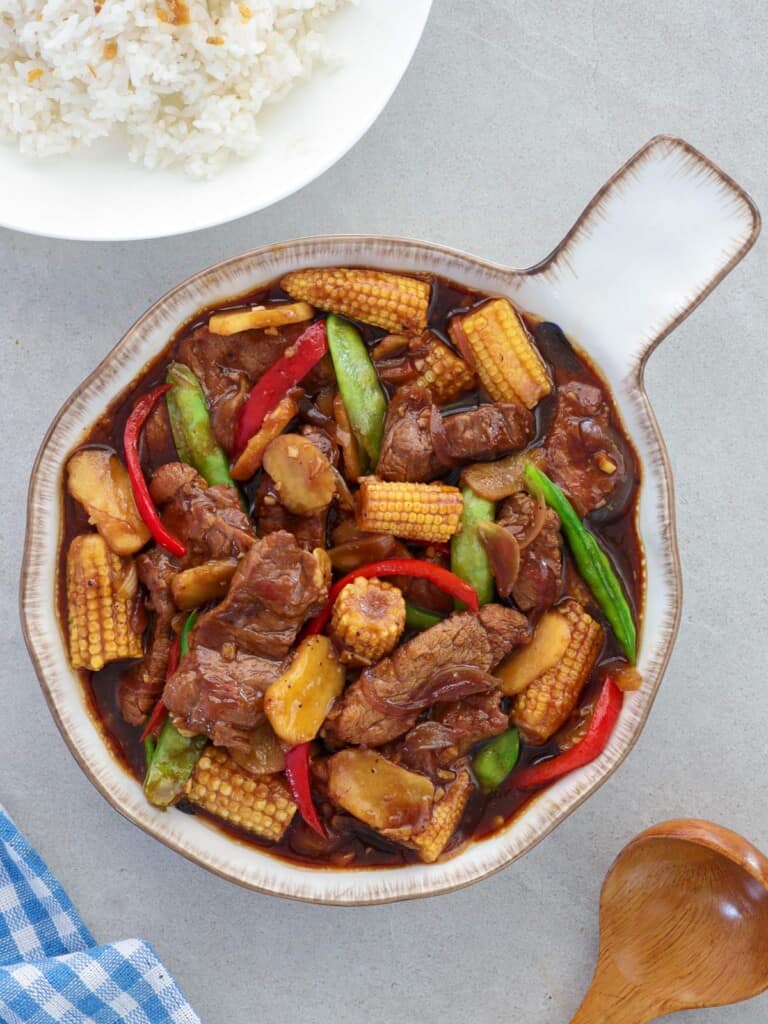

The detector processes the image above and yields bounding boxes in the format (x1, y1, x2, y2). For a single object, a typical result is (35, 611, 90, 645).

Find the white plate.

(0, 0, 432, 241)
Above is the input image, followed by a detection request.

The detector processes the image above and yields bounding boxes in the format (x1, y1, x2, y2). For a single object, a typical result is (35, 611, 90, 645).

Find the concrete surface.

(2, 1, 767, 1021)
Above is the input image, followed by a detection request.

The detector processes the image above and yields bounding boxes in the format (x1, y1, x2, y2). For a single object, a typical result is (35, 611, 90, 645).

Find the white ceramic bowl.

(22, 136, 760, 903)
(0, 0, 432, 241)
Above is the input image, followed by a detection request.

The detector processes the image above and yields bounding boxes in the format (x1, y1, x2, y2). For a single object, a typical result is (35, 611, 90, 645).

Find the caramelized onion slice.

(477, 521, 520, 599)
(362, 665, 497, 718)
(516, 490, 548, 550)
(461, 447, 546, 502)
(229, 721, 285, 776)
(328, 533, 407, 573)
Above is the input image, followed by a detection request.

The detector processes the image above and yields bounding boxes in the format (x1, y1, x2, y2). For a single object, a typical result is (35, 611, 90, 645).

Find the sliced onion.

(429, 405, 455, 467)
(328, 534, 405, 572)
(331, 466, 355, 512)
(516, 491, 548, 550)
(477, 521, 521, 599)
(374, 357, 418, 386)
(362, 665, 496, 717)
(460, 448, 546, 502)
(398, 721, 456, 763)
(448, 318, 476, 370)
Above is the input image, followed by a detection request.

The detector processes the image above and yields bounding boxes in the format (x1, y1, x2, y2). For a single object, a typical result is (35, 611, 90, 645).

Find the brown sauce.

(59, 272, 644, 870)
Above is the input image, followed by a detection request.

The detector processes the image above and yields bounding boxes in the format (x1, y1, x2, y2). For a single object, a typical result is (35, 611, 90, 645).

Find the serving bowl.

(0, 0, 432, 241)
(22, 136, 759, 903)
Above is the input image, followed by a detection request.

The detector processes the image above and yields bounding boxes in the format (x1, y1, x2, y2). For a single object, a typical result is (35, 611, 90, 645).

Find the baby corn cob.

(450, 298, 551, 409)
(67, 533, 143, 672)
(411, 334, 476, 405)
(281, 268, 430, 334)
(330, 576, 406, 665)
(185, 746, 297, 841)
(357, 477, 463, 543)
(412, 768, 473, 863)
(512, 600, 604, 744)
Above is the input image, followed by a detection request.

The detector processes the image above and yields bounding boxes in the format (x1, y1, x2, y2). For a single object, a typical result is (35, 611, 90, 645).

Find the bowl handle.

(508, 136, 760, 378)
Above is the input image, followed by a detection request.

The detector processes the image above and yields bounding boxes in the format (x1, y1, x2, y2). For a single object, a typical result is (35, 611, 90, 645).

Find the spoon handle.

(570, 957, 662, 1024)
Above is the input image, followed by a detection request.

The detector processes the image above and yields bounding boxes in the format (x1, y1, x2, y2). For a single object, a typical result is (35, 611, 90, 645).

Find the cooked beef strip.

(387, 691, 509, 778)
(255, 473, 328, 551)
(193, 530, 330, 658)
(441, 402, 533, 464)
(117, 548, 179, 726)
(164, 646, 281, 748)
(150, 462, 254, 563)
(323, 605, 529, 748)
(178, 324, 301, 453)
(376, 386, 442, 483)
(163, 531, 330, 745)
(545, 380, 625, 515)
(375, 385, 533, 483)
(498, 491, 563, 611)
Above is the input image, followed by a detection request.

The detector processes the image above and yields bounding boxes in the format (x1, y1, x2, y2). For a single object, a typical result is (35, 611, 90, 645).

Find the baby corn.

(330, 576, 406, 665)
(185, 746, 297, 841)
(412, 768, 473, 863)
(450, 298, 551, 409)
(281, 268, 430, 334)
(67, 533, 143, 671)
(356, 477, 463, 543)
(512, 600, 603, 743)
(411, 334, 476, 405)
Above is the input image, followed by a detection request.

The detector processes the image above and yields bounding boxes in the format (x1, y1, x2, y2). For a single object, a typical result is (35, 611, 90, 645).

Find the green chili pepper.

(473, 728, 520, 793)
(180, 611, 198, 654)
(166, 362, 236, 489)
(404, 603, 444, 631)
(525, 463, 637, 662)
(143, 735, 156, 767)
(326, 314, 387, 465)
(143, 611, 206, 809)
(451, 486, 496, 608)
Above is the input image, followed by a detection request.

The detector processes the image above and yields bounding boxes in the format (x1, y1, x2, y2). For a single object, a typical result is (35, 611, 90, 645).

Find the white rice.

(0, 0, 348, 176)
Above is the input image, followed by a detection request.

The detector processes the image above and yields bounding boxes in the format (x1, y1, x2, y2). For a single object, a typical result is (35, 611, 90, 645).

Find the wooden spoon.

(571, 819, 768, 1023)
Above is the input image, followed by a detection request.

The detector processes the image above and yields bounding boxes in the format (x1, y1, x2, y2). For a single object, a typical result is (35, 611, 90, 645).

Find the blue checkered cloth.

(0, 805, 201, 1024)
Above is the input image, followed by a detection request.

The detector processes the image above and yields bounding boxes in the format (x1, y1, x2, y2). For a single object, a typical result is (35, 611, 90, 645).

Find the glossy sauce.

(60, 273, 644, 869)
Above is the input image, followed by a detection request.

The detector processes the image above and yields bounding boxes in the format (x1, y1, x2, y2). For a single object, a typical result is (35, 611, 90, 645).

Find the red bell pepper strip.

(139, 633, 181, 743)
(124, 384, 186, 558)
(234, 320, 328, 453)
(306, 559, 480, 637)
(284, 742, 326, 838)
(514, 677, 624, 790)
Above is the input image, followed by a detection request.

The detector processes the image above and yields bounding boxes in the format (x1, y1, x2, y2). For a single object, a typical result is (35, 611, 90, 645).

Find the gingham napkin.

(0, 805, 201, 1024)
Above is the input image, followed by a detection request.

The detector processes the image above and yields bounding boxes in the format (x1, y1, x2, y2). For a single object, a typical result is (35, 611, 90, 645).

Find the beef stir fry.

(60, 268, 643, 868)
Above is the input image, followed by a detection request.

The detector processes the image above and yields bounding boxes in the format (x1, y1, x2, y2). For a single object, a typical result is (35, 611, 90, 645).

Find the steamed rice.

(0, 0, 349, 176)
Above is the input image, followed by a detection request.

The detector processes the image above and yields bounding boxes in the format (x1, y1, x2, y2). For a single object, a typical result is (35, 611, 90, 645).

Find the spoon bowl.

(573, 819, 768, 1022)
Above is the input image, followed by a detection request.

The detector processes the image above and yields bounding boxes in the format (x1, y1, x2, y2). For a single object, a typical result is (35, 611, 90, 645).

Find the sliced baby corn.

(511, 599, 603, 743)
(356, 477, 463, 543)
(185, 746, 296, 841)
(281, 267, 430, 333)
(67, 533, 144, 671)
(411, 333, 476, 405)
(330, 576, 406, 665)
(450, 298, 551, 409)
(411, 768, 473, 863)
